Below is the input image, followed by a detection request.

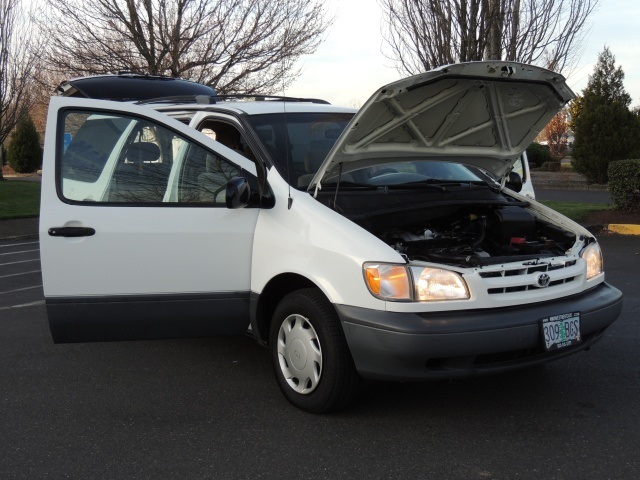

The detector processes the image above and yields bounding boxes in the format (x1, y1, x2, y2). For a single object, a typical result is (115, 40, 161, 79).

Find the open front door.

(40, 97, 261, 342)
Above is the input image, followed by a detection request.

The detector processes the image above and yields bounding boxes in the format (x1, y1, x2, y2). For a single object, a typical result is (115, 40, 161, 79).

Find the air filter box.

(490, 206, 536, 243)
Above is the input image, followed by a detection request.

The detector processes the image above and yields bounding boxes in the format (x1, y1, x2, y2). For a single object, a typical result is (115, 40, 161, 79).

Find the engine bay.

(316, 180, 578, 267)
(378, 205, 577, 267)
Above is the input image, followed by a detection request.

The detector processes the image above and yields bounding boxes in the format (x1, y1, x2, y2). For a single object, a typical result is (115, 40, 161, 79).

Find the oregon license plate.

(541, 312, 581, 351)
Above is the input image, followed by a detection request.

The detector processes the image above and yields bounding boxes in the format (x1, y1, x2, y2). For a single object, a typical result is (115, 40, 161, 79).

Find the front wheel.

(269, 288, 361, 413)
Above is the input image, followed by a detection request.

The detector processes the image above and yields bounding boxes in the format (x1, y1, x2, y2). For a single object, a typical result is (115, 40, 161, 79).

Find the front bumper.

(337, 282, 622, 381)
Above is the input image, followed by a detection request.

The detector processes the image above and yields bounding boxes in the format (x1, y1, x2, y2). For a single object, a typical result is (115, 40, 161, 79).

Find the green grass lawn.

(540, 201, 613, 224)
(0, 180, 41, 219)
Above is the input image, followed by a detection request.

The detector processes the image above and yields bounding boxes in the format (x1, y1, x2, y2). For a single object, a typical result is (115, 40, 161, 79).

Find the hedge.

(526, 142, 551, 167)
(608, 159, 640, 211)
(539, 161, 561, 172)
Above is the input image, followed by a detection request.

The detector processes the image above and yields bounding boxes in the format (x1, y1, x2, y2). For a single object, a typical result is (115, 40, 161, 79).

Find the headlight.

(410, 266, 470, 301)
(581, 242, 603, 280)
(363, 263, 412, 301)
(363, 263, 469, 302)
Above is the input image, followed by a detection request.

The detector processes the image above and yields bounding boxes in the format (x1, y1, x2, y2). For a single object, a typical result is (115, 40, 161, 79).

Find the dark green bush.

(7, 115, 43, 174)
(570, 49, 640, 184)
(572, 104, 639, 184)
(539, 161, 561, 172)
(526, 142, 551, 167)
(608, 159, 640, 211)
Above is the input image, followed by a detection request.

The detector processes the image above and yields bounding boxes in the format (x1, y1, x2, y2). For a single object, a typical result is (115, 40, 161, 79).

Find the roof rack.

(137, 94, 330, 106)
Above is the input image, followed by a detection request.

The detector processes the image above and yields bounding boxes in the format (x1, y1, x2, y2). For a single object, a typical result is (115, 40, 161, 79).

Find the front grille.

(478, 260, 579, 295)
(487, 276, 576, 295)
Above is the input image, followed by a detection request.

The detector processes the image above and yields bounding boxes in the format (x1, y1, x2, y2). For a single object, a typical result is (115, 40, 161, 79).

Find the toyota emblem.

(537, 273, 551, 288)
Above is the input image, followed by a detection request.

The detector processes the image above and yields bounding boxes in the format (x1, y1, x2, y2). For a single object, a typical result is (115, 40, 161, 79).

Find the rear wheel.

(269, 288, 361, 413)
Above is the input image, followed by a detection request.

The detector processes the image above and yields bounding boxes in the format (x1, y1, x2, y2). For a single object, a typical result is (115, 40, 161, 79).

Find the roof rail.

(115, 71, 176, 80)
(216, 94, 331, 105)
(136, 95, 218, 105)
(137, 93, 330, 106)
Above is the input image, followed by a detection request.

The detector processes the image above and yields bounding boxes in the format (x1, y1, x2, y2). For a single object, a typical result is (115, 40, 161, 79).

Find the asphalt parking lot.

(0, 239, 42, 311)
(1, 235, 639, 479)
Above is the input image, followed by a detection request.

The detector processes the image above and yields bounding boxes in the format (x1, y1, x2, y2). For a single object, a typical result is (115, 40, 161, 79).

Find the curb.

(586, 224, 640, 236)
(607, 224, 640, 236)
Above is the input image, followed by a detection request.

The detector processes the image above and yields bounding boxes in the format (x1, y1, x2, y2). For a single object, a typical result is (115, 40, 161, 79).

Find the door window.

(176, 145, 239, 204)
(59, 110, 239, 205)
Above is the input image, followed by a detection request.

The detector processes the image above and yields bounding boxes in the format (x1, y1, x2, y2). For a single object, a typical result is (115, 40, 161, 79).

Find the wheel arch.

(250, 273, 322, 345)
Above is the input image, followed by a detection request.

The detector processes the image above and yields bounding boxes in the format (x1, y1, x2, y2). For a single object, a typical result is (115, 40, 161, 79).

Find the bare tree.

(0, 0, 43, 179)
(40, 0, 330, 95)
(380, 0, 598, 76)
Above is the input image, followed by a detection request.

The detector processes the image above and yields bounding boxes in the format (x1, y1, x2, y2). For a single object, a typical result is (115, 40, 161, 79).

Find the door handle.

(48, 227, 96, 237)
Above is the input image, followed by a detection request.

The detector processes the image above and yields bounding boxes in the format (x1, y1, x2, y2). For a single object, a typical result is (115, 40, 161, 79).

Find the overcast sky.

(287, 0, 640, 108)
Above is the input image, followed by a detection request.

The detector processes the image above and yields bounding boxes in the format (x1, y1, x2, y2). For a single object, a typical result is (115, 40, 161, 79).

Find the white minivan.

(40, 62, 622, 412)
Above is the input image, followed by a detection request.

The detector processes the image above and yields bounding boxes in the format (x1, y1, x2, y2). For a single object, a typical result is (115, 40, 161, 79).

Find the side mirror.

(505, 171, 523, 193)
(226, 177, 251, 209)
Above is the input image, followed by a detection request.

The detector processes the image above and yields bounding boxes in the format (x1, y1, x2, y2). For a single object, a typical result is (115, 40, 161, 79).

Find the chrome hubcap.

(277, 314, 322, 394)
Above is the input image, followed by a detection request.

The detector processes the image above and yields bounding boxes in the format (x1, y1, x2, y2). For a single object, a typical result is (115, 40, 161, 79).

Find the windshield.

(323, 160, 487, 187)
(246, 112, 354, 187)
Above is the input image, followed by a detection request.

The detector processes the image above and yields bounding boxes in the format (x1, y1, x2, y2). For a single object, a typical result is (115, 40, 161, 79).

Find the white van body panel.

(250, 171, 399, 309)
(251, 167, 599, 314)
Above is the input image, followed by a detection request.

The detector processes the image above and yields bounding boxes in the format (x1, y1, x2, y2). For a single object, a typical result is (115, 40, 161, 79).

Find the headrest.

(127, 142, 160, 163)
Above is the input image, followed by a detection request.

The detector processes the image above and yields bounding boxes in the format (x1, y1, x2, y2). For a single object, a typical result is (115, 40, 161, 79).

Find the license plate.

(541, 312, 581, 351)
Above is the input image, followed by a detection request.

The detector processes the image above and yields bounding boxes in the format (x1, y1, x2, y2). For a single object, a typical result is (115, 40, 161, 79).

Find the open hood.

(310, 62, 574, 191)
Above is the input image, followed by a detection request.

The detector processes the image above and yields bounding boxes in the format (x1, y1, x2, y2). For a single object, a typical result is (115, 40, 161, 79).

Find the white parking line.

(0, 241, 39, 248)
(0, 270, 41, 279)
(0, 259, 40, 267)
(0, 285, 43, 296)
(0, 300, 45, 311)
(0, 249, 40, 256)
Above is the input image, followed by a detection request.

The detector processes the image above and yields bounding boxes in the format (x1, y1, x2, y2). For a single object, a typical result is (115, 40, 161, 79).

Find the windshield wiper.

(396, 178, 500, 192)
(319, 180, 377, 189)
(384, 178, 460, 191)
(462, 179, 501, 192)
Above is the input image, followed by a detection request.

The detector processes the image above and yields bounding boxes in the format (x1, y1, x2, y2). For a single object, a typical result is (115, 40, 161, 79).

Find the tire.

(269, 288, 361, 413)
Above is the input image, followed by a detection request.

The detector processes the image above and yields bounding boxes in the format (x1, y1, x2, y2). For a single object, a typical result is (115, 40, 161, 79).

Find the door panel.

(40, 97, 261, 342)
